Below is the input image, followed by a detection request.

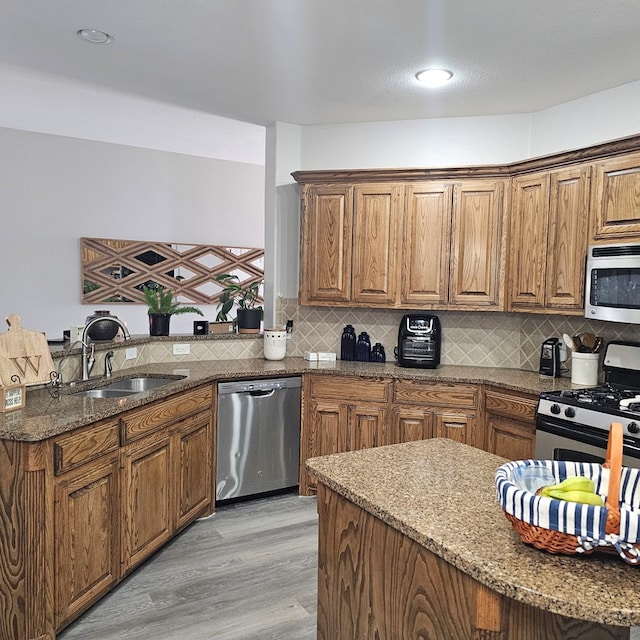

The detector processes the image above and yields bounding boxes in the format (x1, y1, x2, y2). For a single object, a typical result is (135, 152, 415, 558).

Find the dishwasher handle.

(246, 389, 277, 398)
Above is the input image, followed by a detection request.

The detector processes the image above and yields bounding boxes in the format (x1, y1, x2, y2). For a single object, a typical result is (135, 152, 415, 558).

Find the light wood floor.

(58, 491, 319, 640)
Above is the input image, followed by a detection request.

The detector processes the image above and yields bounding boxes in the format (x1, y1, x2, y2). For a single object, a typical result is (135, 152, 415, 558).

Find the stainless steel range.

(535, 341, 640, 468)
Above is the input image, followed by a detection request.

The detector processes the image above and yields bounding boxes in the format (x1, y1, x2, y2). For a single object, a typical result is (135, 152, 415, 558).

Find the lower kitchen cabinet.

(392, 380, 480, 448)
(392, 405, 433, 443)
(0, 382, 216, 640)
(484, 387, 537, 460)
(54, 453, 120, 629)
(174, 410, 214, 530)
(301, 375, 391, 494)
(122, 430, 172, 572)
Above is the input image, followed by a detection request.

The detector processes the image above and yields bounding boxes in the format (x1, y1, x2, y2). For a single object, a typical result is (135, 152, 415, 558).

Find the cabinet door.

(55, 454, 120, 628)
(347, 403, 388, 451)
(592, 152, 640, 240)
(484, 388, 537, 459)
(392, 406, 433, 444)
(486, 414, 535, 460)
(433, 412, 474, 445)
(352, 183, 402, 305)
(174, 411, 214, 531)
(508, 172, 550, 309)
(300, 183, 353, 303)
(122, 431, 172, 572)
(449, 179, 506, 308)
(401, 183, 452, 305)
(545, 165, 591, 310)
(303, 399, 349, 493)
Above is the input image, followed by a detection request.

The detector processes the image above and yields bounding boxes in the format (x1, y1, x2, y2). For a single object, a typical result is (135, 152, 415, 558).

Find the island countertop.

(306, 438, 640, 627)
(0, 357, 574, 442)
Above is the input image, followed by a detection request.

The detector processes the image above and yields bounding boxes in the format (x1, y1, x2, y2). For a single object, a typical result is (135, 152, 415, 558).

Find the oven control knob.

(628, 422, 640, 434)
(550, 404, 561, 415)
(564, 407, 576, 418)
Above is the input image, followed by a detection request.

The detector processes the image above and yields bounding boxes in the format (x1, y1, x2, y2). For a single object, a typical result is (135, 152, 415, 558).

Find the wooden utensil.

(0, 314, 56, 386)
(580, 332, 597, 352)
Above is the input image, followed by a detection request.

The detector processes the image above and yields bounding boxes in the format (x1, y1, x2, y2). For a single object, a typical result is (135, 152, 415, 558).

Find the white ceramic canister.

(264, 329, 287, 360)
(571, 352, 600, 386)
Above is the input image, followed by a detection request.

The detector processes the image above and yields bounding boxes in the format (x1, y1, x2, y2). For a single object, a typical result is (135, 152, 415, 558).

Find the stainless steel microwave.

(585, 243, 640, 324)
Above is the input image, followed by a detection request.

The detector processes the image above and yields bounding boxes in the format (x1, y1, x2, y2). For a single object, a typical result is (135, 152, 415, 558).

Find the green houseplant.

(214, 274, 263, 333)
(142, 286, 204, 336)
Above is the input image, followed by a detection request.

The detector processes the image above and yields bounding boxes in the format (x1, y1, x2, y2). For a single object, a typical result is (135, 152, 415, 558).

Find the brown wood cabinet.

(483, 386, 537, 460)
(508, 165, 591, 313)
(0, 382, 215, 640)
(299, 183, 353, 303)
(54, 450, 120, 628)
(352, 183, 402, 305)
(392, 379, 480, 448)
(297, 173, 507, 311)
(301, 375, 391, 494)
(591, 151, 640, 241)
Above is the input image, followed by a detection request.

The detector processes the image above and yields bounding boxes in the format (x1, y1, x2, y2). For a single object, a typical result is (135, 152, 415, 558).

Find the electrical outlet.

(172, 343, 190, 356)
(125, 347, 138, 360)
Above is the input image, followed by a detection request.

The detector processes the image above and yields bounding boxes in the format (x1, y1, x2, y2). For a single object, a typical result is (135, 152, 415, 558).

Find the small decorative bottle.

(340, 325, 356, 361)
(355, 332, 371, 362)
(370, 343, 386, 363)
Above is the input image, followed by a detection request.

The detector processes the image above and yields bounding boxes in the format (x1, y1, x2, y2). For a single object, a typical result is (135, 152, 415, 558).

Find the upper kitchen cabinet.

(448, 179, 506, 308)
(352, 184, 402, 305)
(299, 183, 354, 304)
(591, 151, 640, 241)
(402, 179, 507, 309)
(508, 165, 590, 313)
(401, 182, 452, 305)
(295, 170, 508, 311)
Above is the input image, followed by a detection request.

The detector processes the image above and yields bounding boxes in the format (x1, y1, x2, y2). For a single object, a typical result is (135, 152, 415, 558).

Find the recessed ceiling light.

(415, 69, 453, 88)
(77, 28, 114, 44)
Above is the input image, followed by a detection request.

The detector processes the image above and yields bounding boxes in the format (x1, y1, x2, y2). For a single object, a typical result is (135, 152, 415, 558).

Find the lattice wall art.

(81, 237, 264, 305)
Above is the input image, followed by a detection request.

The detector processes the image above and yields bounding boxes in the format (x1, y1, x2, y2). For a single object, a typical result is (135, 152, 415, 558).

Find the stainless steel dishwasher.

(216, 376, 302, 501)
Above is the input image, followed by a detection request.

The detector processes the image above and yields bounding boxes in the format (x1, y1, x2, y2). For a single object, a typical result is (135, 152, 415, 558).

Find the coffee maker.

(396, 314, 441, 368)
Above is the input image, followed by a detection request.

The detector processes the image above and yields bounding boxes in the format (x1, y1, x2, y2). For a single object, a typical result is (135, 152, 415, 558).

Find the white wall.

(298, 79, 640, 170)
(0, 127, 265, 337)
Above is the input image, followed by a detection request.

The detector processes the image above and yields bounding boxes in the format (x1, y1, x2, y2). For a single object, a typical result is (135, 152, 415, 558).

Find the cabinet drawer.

(394, 380, 477, 409)
(309, 375, 390, 403)
(53, 420, 120, 475)
(485, 389, 537, 422)
(121, 385, 213, 443)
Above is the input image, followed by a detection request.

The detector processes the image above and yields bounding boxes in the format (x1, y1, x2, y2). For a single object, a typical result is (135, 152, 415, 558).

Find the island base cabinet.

(316, 484, 629, 640)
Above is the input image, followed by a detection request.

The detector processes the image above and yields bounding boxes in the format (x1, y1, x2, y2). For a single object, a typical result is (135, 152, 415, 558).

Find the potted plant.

(215, 274, 263, 334)
(141, 286, 204, 336)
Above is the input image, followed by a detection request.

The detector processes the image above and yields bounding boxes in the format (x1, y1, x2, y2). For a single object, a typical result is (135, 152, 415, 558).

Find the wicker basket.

(495, 422, 640, 564)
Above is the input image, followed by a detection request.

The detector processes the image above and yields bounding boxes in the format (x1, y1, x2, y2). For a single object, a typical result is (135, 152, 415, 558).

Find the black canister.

(355, 332, 371, 361)
(370, 343, 386, 363)
(340, 325, 356, 361)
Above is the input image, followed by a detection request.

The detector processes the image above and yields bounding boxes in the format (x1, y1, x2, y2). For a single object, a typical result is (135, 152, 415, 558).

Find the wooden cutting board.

(0, 314, 57, 386)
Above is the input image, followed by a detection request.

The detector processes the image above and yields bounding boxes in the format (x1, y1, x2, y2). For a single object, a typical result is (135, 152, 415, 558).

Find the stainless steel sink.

(71, 375, 186, 398)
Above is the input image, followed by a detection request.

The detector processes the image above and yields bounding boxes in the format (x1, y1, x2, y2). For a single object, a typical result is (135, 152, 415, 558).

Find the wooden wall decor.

(81, 237, 264, 306)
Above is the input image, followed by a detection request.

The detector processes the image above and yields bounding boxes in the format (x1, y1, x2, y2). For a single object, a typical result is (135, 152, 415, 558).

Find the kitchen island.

(307, 439, 640, 640)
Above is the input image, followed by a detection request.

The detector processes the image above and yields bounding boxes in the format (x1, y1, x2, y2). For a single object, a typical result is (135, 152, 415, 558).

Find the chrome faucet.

(81, 317, 131, 380)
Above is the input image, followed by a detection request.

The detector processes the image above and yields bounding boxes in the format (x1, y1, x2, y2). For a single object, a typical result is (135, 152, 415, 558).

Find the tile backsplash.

(277, 299, 640, 372)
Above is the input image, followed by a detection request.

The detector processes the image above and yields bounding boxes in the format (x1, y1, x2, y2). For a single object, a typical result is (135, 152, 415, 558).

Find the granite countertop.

(0, 357, 574, 442)
(306, 438, 640, 627)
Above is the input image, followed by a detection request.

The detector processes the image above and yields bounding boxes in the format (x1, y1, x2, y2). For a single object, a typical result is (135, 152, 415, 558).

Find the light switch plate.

(172, 343, 190, 356)
(125, 347, 138, 360)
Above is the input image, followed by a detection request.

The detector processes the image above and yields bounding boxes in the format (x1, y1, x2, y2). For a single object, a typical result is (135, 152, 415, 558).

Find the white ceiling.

(3, 0, 640, 127)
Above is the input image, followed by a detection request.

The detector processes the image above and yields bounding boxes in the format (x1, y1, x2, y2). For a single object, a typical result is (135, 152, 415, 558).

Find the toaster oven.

(396, 314, 441, 368)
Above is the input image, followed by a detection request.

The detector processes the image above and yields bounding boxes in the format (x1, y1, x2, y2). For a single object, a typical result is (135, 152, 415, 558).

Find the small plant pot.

(236, 309, 262, 334)
(149, 313, 171, 336)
